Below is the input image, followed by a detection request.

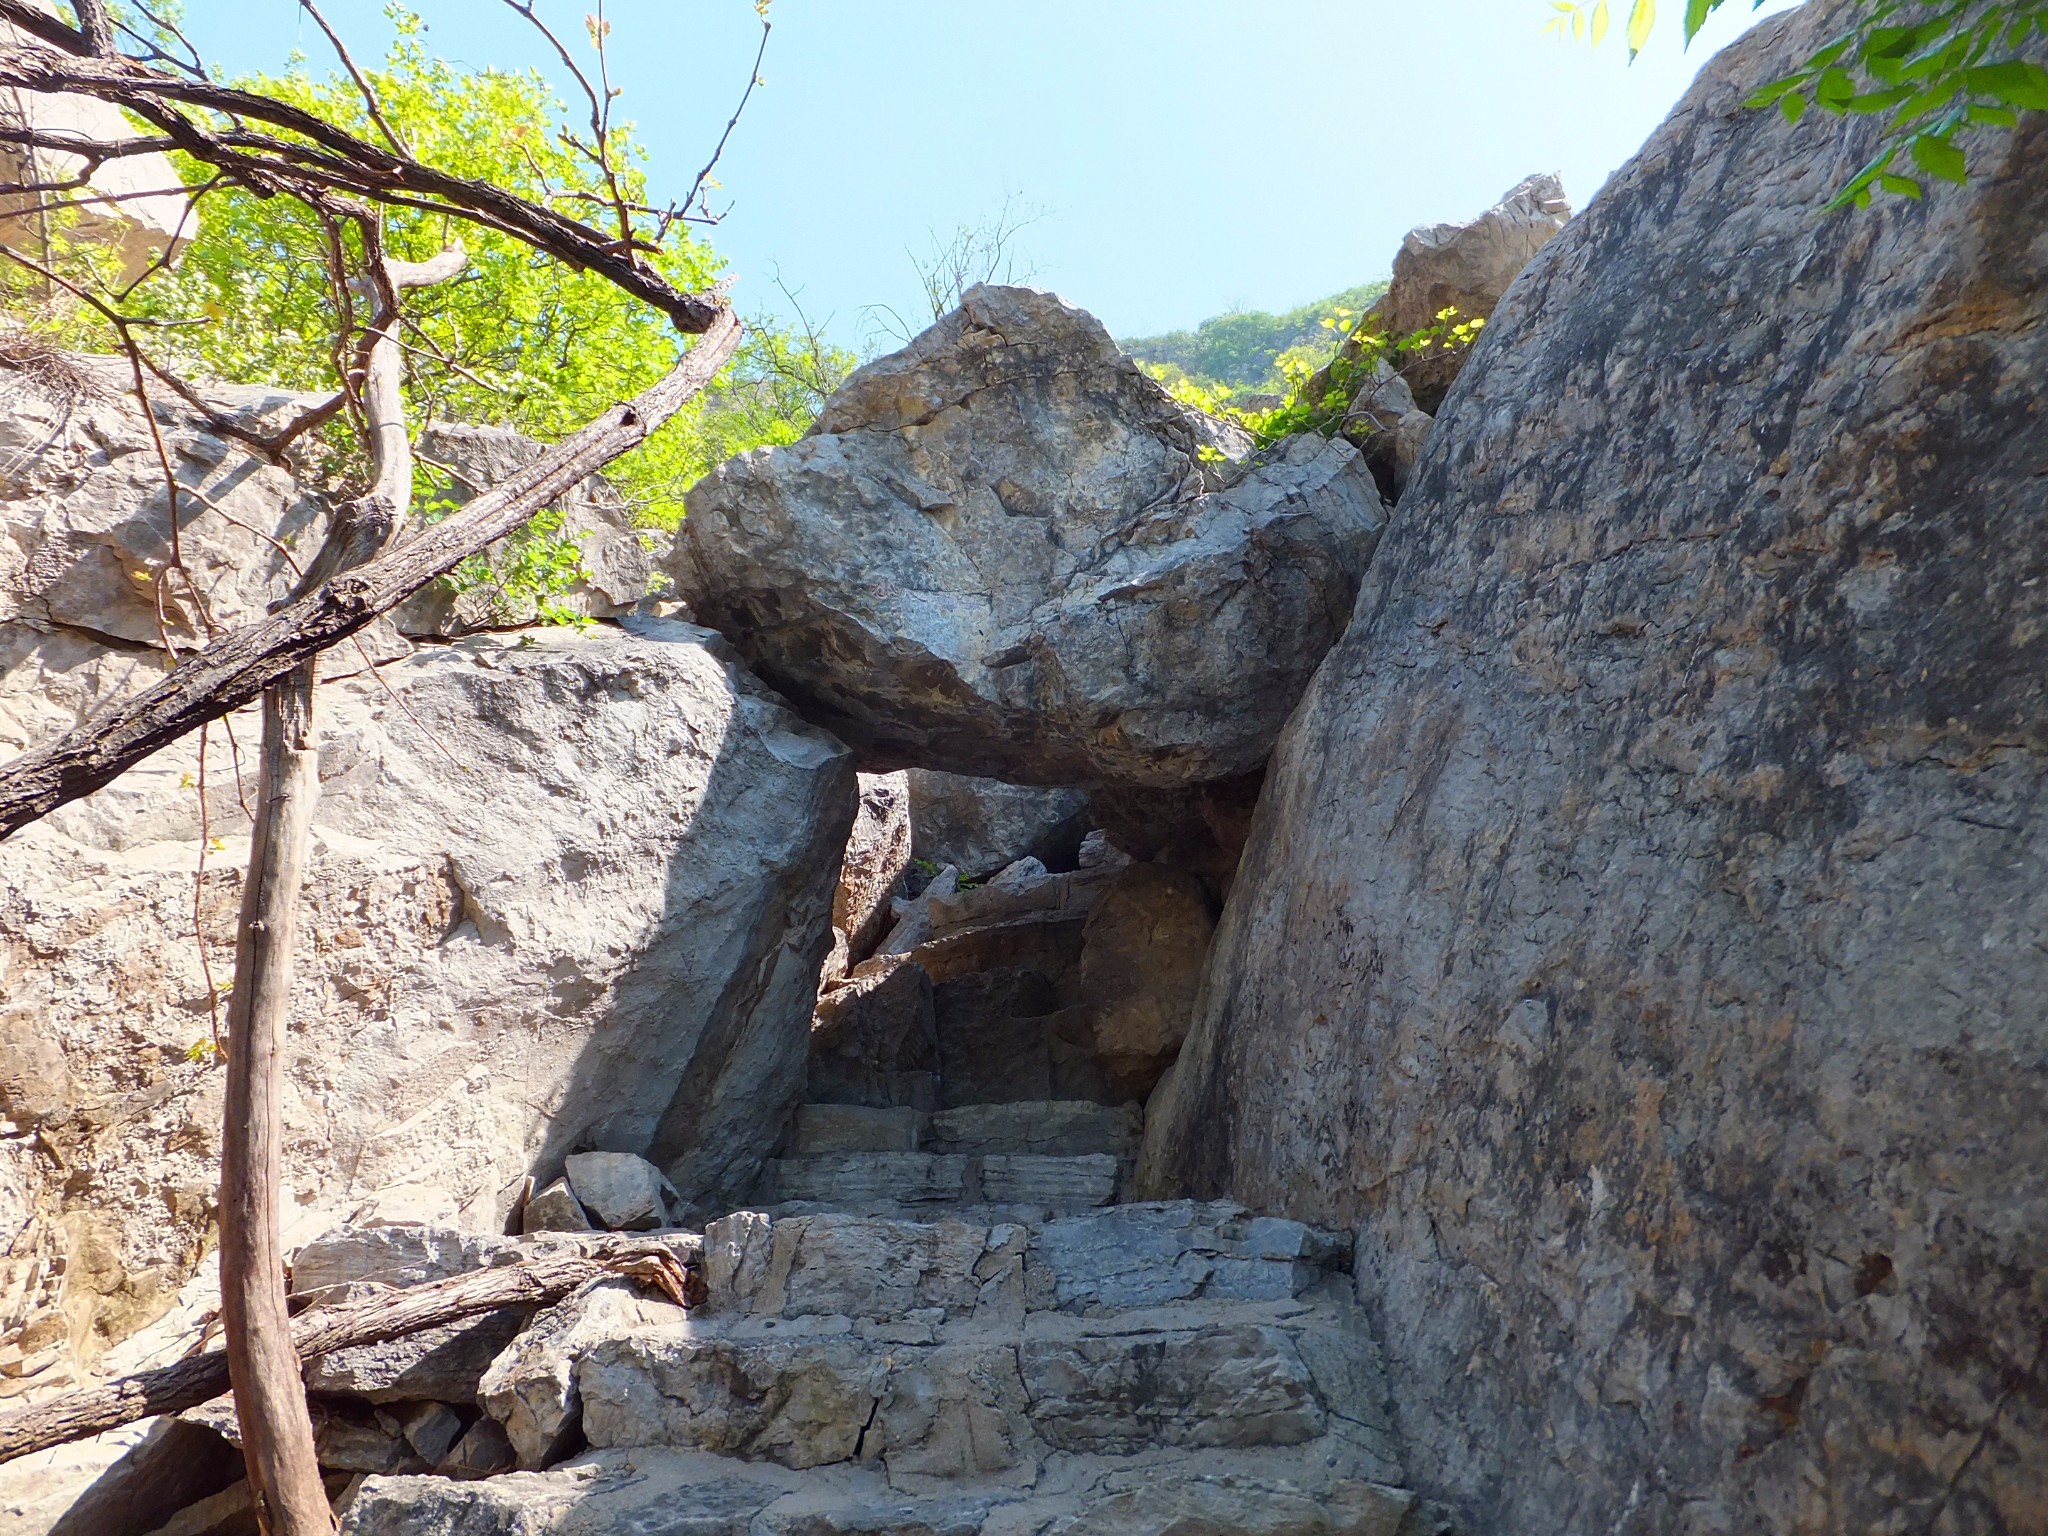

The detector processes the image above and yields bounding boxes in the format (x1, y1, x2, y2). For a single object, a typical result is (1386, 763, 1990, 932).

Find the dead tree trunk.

(218, 666, 329, 1535)
(216, 239, 463, 1536)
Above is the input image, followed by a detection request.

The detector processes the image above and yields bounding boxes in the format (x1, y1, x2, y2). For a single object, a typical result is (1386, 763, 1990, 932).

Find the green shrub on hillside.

(1120, 281, 1389, 395)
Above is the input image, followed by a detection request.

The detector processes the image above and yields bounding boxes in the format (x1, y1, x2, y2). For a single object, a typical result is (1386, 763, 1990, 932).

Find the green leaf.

(1968, 103, 2021, 126)
(1910, 132, 1968, 183)
(1965, 58, 2048, 110)
(1683, 0, 1711, 40)
(1780, 90, 1809, 124)
(1878, 173, 1924, 199)
(1592, 0, 1611, 46)
(1815, 66, 1857, 107)
(1743, 74, 1804, 109)
(1626, 0, 1655, 57)
(1844, 86, 1912, 113)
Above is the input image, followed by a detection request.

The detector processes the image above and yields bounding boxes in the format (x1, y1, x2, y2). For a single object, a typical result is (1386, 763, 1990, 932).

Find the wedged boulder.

(672, 285, 1388, 788)
(906, 769, 1088, 882)
(1143, 10, 2048, 1535)
(1376, 172, 1571, 411)
(0, 619, 853, 1392)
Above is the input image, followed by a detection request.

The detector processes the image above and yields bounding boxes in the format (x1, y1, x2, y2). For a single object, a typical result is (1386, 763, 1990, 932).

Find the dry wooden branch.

(0, 1242, 699, 1465)
(0, 38, 720, 332)
(0, 306, 740, 839)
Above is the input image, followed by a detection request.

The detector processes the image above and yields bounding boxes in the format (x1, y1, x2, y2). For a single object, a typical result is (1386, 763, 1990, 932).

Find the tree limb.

(0, 1241, 699, 1465)
(0, 41, 722, 332)
(0, 306, 741, 839)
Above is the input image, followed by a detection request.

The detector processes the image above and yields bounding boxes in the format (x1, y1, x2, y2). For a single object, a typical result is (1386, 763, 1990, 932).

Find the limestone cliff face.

(1142, 8, 2048, 1533)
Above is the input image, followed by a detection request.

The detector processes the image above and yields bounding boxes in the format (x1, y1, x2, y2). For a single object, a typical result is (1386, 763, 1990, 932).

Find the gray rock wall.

(0, 620, 852, 1394)
(1142, 9, 2048, 1534)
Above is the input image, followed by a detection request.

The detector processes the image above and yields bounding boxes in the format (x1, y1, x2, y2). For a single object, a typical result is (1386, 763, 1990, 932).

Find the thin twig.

(296, 0, 409, 157)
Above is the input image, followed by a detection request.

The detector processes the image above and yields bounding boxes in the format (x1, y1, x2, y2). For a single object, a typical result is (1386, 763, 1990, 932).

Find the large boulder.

(0, 619, 853, 1398)
(1142, 11, 2048, 1536)
(0, 354, 334, 651)
(671, 285, 1387, 788)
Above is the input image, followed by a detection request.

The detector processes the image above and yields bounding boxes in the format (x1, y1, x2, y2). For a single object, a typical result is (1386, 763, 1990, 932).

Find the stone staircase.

(325, 845, 1425, 1532)
(339, 1194, 1417, 1535)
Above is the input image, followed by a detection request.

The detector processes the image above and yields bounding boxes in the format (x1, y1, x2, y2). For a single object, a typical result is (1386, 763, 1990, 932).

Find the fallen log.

(0, 1239, 699, 1465)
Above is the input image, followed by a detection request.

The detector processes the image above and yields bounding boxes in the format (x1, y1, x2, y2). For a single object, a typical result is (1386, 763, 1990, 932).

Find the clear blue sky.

(183, 1, 1801, 348)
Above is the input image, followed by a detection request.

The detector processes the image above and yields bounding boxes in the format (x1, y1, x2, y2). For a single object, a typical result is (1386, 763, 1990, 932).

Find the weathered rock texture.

(672, 285, 1387, 788)
(1143, 12, 2048, 1536)
(0, 355, 333, 652)
(906, 768, 1088, 882)
(0, 620, 852, 1391)
(823, 771, 912, 982)
(1376, 172, 1571, 412)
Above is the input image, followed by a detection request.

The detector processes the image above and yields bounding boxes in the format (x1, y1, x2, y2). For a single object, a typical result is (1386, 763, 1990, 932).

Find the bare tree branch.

(0, 40, 723, 331)
(295, 0, 409, 157)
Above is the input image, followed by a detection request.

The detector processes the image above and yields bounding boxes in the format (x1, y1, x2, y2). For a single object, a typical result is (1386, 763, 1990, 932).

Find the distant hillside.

(1119, 281, 1389, 395)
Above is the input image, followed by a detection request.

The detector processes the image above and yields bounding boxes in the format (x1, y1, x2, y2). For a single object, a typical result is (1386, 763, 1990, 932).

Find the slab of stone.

(388, 1400, 466, 1466)
(702, 1212, 1026, 1324)
(1049, 1476, 1413, 1536)
(478, 1276, 688, 1469)
(577, 1325, 1035, 1481)
(291, 1225, 516, 1295)
(977, 1155, 1118, 1211)
(520, 1177, 592, 1235)
(768, 1154, 968, 1211)
(1028, 1202, 1350, 1312)
(1019, 1322, 1323, 1454)
(563, 1151, 676, 1232)
(927, 1102, 1139, 1157)
(906, 770, 1089, 883)
(790, 1104, 928, 1155)
(826, 771, 913, 983)
(339, 1449, 802, 1536)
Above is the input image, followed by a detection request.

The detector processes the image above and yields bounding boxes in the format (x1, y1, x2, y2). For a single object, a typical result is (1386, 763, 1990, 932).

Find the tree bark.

(0, 306, 739, 839)
(218, 667, 330, 1536)
(0, 1241, 697, 1465)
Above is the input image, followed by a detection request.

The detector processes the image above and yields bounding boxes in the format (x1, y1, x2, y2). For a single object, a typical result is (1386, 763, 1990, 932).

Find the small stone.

(520, 1177, 592, 1235)
(562, 1152, 673, 1232)
(435, 1414, 516, 1480)
(386, 1401, 465, 1466)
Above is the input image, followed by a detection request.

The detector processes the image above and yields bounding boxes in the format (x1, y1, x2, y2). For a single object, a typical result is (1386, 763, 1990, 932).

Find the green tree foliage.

(1549, 0, 2048, 206)
(31, 11, 849, 532)
(1119, 281, 1390, 395)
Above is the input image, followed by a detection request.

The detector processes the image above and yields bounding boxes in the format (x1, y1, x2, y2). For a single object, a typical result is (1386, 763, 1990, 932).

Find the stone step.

(923, 1100, 1140, 1158)
(701, 1203, 1353, 1323)
(339, 1447, 1418, 1535)
(765, 1152, 1121, 1215)
(573, 1302, 1409, 1490)
(789, 1103, 928, 1154)
(571, 1301, 1402, 1482)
